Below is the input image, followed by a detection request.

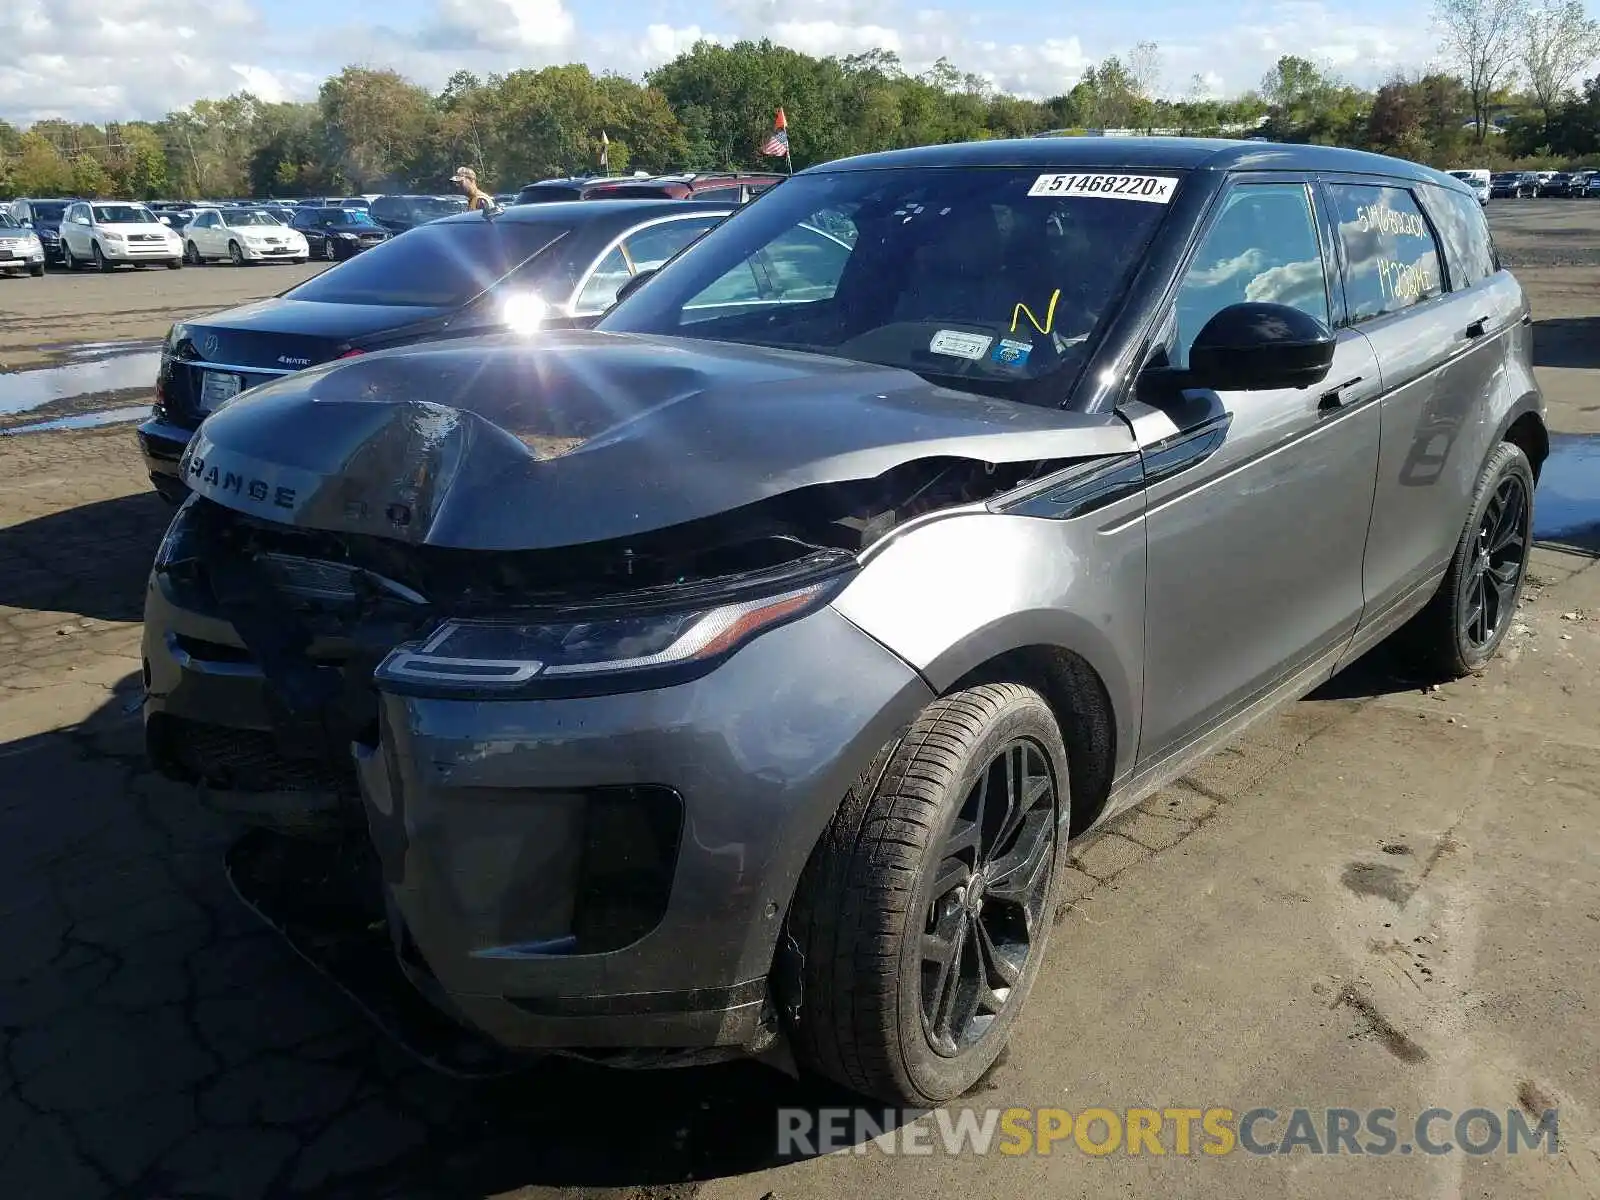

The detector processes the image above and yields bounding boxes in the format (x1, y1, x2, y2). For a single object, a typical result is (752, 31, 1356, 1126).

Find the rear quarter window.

(1419, 184, 1498, 288)
(1324, 183, 1444, 323)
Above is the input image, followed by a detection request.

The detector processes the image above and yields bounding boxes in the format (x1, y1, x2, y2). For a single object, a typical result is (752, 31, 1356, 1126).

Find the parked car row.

(1488, 169, 1600, 198)
(138, 138, 1546, 1106)
(3, 192, 472, 271)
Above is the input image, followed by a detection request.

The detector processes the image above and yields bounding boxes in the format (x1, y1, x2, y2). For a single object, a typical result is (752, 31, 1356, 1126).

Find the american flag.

(759, 108, 790, 158)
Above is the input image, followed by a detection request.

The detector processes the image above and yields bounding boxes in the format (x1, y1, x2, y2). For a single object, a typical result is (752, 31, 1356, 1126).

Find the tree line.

(2, 0, 1599, 202)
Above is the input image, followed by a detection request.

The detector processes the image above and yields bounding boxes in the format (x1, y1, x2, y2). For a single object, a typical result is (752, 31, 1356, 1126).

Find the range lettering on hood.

(185, 454, 297, 509)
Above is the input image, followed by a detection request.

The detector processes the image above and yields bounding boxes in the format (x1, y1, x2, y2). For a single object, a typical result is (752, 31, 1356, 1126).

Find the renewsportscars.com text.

(778, 1105, 1560, 1158)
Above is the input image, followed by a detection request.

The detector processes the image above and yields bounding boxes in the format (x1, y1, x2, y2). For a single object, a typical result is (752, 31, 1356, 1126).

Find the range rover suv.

(145, 138, 1546, 1105)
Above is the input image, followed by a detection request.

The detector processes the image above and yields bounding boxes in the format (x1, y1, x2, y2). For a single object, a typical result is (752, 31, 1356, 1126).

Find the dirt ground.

(0, 201, 1597, 1200)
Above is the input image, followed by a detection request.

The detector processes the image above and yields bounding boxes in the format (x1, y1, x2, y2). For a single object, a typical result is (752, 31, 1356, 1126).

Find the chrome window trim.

(564, 210, 733, 316)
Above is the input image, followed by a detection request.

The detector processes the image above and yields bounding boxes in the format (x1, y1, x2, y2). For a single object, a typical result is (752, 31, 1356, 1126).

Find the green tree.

(319, 67, 433, 189)
(12, 132, 72, 195)
(70, 153, 114, 198)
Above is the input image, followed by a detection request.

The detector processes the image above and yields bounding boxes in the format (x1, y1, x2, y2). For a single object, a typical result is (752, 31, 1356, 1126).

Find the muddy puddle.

(1534, 433, 1600, 553)
(0, 343, 159, 417)
(0, 405, 151, 436)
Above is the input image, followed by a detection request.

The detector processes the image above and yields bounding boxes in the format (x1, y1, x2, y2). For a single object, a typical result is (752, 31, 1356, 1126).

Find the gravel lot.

(0, 200, 1596, 1200)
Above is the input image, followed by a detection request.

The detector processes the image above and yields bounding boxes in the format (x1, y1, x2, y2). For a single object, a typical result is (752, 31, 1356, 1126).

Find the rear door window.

(1419, 185, 1497, 288)
(1171, 181, 1331, 367)
(1325, 183, 1444, 323)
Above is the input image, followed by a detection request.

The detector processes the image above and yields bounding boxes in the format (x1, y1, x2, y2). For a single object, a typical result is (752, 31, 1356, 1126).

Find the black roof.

(430, 198, 737, 227)
(807, 137, 1470, 192)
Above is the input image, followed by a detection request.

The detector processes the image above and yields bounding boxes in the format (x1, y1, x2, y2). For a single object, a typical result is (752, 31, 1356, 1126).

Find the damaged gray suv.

(144, 138, 1547, 1105)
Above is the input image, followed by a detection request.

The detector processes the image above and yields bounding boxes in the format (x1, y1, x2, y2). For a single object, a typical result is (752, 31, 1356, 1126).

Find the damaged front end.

(145, 443, 1057, 798)
(143, 332, 1139, 1066)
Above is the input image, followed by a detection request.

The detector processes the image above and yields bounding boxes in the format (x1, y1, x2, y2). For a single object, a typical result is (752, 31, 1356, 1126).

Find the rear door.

(1134, 176, 1383, 764)
(1323, 176, 1527, 642)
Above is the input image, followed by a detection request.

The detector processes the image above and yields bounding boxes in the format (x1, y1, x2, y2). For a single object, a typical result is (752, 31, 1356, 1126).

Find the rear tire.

(1398, 442, 1535, 679)
(783, 682, 1068, 1105)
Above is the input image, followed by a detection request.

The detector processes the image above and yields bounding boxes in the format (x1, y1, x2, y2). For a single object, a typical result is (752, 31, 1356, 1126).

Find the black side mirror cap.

(1183, 301, 1337, 392)
(614, 268, 657, 306)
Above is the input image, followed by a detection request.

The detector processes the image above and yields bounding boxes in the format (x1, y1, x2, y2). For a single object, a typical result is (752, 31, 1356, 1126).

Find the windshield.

(0, 212, 20, 229)
(283, 219, 570, 307)
(93, 204, 157, 225)
(413, 196, 468, 220)
(226, 210, 283, 227)
(32, 202, 69, 222)
(599, 166, 1177, 404)
(319, 208, 376, 226)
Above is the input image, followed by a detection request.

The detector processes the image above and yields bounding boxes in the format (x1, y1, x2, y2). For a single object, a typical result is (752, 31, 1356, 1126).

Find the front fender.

(831, 507, 1147, 783)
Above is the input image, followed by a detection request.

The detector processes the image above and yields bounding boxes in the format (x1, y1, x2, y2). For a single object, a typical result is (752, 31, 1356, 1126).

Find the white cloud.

(771, 21, 904, 57)
(432, 0, 575, 50)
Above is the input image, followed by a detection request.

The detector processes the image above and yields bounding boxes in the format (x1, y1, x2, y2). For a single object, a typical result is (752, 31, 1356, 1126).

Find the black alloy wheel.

(920, 737, 1057, 1057)
(1400, 441, 1536, 678)
(1460, 471, 1530, 653)
(783, 681, 1069, 1104)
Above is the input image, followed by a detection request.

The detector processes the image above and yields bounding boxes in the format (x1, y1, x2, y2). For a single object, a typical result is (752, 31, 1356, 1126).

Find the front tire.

(1400, 442, 1535, 679)
(784, 682, 1067, 1104)
(184, 241, 201, 265)
(322, 239, 338, 262)
(229, 241, 245, 267)
(28, 264, 44, 277)
(62, 243, 77, 271)
(92, 242, 113, 272)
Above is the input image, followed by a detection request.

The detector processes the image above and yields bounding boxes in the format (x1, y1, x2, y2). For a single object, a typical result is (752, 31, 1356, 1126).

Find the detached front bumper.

(357, 605, 932, 1053)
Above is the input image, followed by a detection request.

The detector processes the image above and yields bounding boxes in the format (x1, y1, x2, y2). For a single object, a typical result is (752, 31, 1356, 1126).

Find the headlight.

(375, 579, 840, 696)
(336, 232, 358, 240)
(102, 231, 124, 241)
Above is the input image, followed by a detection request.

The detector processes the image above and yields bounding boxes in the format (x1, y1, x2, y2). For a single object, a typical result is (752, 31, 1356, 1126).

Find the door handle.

(1465, 315, 1491, 339)
(1318, 375, 1364, 411)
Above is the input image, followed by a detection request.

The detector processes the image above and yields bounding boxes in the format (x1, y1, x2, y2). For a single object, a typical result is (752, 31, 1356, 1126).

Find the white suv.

(59, 201, 184, 271)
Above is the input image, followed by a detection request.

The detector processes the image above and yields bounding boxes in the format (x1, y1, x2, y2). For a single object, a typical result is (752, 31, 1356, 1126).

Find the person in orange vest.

(450, 166, 495, 212)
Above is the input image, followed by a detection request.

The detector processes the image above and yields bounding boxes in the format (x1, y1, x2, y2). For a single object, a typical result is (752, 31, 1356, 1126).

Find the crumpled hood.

(179, 329, 1134, 550)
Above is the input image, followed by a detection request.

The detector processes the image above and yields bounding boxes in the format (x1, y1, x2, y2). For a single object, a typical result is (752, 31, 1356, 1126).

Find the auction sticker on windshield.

(930, 330, 995, 360)
(1028, 174, 1177, 203)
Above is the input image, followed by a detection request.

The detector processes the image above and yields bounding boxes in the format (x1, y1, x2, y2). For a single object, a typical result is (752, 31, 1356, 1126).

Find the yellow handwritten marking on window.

(1011, 288, 1061, 336)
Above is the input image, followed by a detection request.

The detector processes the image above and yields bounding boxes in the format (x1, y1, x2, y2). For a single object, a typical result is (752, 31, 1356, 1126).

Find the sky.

(2, 0, 1451, 126)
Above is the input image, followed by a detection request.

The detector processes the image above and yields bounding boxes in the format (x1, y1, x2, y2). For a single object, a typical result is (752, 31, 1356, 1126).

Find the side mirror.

(614, 268, 657, 305)
(20, 219, 32, 228)
(1184, 302, 1336, 391)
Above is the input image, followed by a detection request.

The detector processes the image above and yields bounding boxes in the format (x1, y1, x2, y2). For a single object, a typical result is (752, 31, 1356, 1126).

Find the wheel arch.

(945, 644, 1120, 836)
(1499, 404, 1549, 482)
